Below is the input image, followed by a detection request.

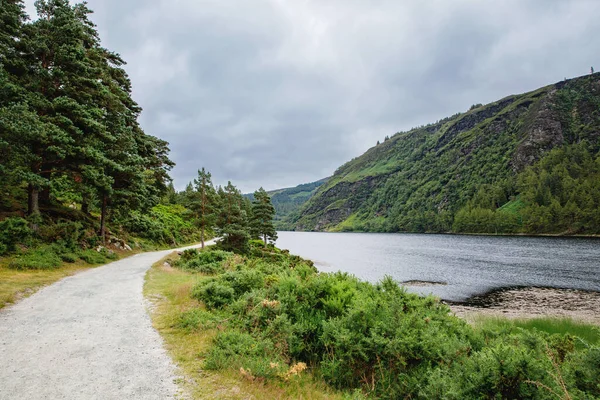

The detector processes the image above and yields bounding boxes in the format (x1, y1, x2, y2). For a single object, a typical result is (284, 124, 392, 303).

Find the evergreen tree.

(16, 0, 109, 216)
(250, 187, 277, 246)
(216, 181, 249, 253)
(192, 167, 218, 248)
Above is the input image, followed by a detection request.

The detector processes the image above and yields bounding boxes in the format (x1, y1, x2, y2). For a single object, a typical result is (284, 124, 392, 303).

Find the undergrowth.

(164, 243, 600, 399)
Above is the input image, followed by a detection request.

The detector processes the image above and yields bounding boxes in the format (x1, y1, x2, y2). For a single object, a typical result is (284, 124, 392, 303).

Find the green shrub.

(177, 308, 224, 332)
(122, 204, 198, 244)
(565, 346, 600, 397)
(37, 220, 85, 249)
(422, 332, 561, 399)
(78, 249, 107, 264)
(318, 277, 474, 397)
(0, 217, 32, 254)
(219, 269, 265, 297)
(8, 246, 62, 270)
(179, 248, 199, 262)
(60, 252, 79, 263)
(101, 248, 118, 260)
(191, 280, 235, 309)
(204, 330, 287, 379)
(177, 249, 233, 274)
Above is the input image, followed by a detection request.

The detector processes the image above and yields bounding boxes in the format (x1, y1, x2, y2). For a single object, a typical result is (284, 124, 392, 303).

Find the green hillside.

(288, 73, 600, 234)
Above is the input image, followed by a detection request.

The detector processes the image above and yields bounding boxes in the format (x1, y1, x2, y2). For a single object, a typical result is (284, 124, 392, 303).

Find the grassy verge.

(144, 252, 344, 400)
(472, 316, 600, 349)
(0, 247, 139, 309)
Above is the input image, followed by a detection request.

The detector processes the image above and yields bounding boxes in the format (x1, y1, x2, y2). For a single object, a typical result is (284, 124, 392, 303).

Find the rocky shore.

(447, 287, 600, 325)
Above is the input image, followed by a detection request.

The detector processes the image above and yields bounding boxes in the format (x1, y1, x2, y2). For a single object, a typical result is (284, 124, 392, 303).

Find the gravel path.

(0, 243, 211, 400)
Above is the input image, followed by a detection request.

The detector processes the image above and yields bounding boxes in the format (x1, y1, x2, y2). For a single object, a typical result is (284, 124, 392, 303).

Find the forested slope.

(289, 73, 600, 234)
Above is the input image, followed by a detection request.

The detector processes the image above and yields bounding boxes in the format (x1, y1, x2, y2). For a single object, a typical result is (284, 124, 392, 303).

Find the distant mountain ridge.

(284, 73, 600, 234)
(244, 178, 328, 228)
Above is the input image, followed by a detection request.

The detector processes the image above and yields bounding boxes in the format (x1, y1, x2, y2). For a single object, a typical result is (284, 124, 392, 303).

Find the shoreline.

(278, 229, 600, 239)
(445, 286, 600, 325)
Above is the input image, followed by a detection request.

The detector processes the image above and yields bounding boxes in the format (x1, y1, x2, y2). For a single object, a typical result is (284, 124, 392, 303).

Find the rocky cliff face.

(288, 73, 600, 232)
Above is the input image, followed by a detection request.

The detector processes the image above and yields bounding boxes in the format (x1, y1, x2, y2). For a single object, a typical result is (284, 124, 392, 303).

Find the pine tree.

(250, 187, 277, 246)
(192, 167, 218, 248)
(18, 0, 109, 216)
(216, 181, 249, 253)
(0, 0, 27, 69)
(0, 0, 33, 210)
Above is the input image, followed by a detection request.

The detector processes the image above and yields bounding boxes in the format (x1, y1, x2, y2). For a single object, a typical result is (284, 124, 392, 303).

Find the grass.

(498, 196, 526, 215)
(472, 316, 600, 349)
(144, 253, 346, 400)
(0, 247, 138, 309)
(0, 258, 91, 308)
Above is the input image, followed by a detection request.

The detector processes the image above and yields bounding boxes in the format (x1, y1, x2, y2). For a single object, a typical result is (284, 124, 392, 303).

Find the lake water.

(276, 231, 600, 302)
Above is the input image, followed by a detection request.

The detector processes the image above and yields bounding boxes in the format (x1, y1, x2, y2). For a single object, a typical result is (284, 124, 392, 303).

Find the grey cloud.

(24, 0, 600, 192)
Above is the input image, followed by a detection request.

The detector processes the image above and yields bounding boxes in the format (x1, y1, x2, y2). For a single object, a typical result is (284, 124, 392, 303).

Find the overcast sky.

(24, 0, 600, 192)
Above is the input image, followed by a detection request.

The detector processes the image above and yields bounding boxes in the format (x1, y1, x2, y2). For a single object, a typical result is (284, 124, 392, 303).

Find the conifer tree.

(192, 167, 218, 248)
(250, 187, 277, 246)
(216, 181, 250, 253)
(17, 0, 109, 215)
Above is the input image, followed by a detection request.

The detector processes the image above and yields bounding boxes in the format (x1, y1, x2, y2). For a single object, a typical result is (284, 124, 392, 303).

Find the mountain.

(244, 178, 329, 228)
(286, 73, 600, 234)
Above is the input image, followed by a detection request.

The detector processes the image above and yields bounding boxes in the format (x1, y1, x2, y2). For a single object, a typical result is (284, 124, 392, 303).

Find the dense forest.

(0, 0, 276, 266)
(288, 74, 600, 235)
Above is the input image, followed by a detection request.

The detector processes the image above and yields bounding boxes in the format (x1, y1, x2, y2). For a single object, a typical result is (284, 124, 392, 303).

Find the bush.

(191, 280, 235, 309)
(177, 308, 224, 332)
(565, 346, 600, 397)
(204, 330, 287, 379)
(0, 217, 32, 254)
(177, 249, 233, 274)
(60, 252, 79, 263)
(8, 246, 62, 270)
(37, 220, 85, 249)
(78, 249, 107, 264)
(179, 248, 198, 262)
(220, 269, 265, 297)
(122, 204, 198, 244)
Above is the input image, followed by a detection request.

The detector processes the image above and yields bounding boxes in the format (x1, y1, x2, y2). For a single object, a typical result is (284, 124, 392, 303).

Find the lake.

(276, 231, 600, 301)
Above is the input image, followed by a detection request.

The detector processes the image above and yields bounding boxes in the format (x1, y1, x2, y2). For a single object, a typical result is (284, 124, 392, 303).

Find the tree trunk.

(81, 200, 89, 215)
(264, 233, 267, 247)
(28, 183, 39, 216)
(28, 184, 40, 232)
(39, 168, 51, 207)
(39, 187, 50, 207)
(100, 195, 107, 244)
(201, 226, 205, 249)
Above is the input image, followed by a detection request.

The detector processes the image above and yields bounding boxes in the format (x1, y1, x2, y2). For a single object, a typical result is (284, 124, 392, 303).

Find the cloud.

(23, 0, 600, 192)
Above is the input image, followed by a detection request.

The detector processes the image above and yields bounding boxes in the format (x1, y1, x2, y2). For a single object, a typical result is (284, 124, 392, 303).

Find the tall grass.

(473, 316, 600, 348)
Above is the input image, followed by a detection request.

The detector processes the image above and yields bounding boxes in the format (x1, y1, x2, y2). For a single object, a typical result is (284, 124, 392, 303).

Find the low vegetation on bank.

(147, 242, 600, 399)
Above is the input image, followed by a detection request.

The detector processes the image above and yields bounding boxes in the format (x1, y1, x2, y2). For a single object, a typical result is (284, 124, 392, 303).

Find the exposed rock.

(512, 90, 564, 172)
(449, 287, 600, 325)
(401, 280, 447, 287)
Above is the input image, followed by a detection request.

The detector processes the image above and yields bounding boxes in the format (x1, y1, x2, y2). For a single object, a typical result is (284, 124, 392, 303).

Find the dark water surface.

(276, 231, 600, 301)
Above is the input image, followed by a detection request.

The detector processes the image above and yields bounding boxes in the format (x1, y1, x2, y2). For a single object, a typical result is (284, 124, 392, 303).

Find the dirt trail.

(0, 242, 213, 400)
